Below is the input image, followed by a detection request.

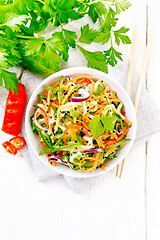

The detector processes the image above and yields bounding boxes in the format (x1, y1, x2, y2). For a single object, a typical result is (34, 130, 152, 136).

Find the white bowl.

(25, 67, 137, 178)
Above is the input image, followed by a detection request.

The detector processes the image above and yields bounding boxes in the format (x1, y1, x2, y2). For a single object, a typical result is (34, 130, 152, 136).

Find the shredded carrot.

(93, 152, 100, 172)
(62, 151, 67, 156)
(93, 94, 111, 100)
(95, 105, 106, 117)
(82, 157, 103, 163)
(62, 86, 75, 104)
(51, 161, 57, 166)
(101, 164, 106, 171)
(51, 102, 59, 108)
(58, 92, 61, 105)
(63, 75, 93, 85)
(108, 146, 117, 153)
(50, 82, 58, 88)
(79, 159, 93, 172)
(105, 141, 117, 149)
(86, 82, 94, 118)
(124, 117, 132, 127)
(104, 86, 110, 93)
(44, 90, 48, 97)
(109, 99, 121, 103)
(76, 111, 91, 122)
(47, 90, 52, 111)
(79, 156, 103, 172)
(70, 127, 77, 140)
(117, 127, 129, 141)
(96, 137, 103, 148)
(75, 120, 89, 128)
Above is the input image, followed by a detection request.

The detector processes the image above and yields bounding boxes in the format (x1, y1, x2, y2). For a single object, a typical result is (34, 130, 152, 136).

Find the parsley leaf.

(78, 24, 99, 44)
(0, 68, 18, 93)
(0, 48, 8, 68)
(1, 14, 29, 32)
(104, 47, 122, 67)
(113, 27, 131, 45)
(24, 38, 44, 56)
(88, 115, 105, 138)
(114, 0, 131, 14)
(93, 86, 103, 96)
(95, 26, 111, 45)
(77, 45, 108, 73)
(38, 93, 46, 100)
(63, 29, 77, 48)
(0, 0, 131, 92)
(52, 31, 69, 61)
(70, 111, 80, 118)
(47, 35, 64, 52)
(44, 0, 81, 26)
(101, 115, 116, 132)
(44, 85, 57, 95)
(88, 2, 106, 23)
(20, 35, 62, 76)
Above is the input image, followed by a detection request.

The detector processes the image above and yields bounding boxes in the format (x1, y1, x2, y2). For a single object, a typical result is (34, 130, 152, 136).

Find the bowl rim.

(25, 67, 137, 178)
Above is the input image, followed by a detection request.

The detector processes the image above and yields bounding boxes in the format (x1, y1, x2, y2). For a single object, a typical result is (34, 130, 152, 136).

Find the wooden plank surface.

(146, 0, 160, 240)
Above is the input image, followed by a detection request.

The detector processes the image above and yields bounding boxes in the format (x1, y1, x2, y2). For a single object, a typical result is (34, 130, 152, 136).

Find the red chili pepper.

(75, 77, 92, 85)
(121, 111, 125, 115)
(9, 136, 26, 150)
(2, 83, 27, 136)
(2, 141, 17, 155)
(103, 139, 117, 146)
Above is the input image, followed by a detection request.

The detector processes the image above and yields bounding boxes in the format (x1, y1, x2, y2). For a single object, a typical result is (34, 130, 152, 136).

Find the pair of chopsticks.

(116, 27, 153, 178)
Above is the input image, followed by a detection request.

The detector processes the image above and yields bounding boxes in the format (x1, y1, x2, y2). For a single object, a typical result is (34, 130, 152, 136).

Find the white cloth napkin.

(1, 16, 160, 193)
(18, 67, 160, 193)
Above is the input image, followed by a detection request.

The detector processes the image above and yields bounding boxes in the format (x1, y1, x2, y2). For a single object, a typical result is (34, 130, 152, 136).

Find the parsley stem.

(16, 35, 38, 40)
(17, 68, 26, 83)
(0, 31, 39, 40)
(110, 33, 113, 47)
(37, 26, 47, 37)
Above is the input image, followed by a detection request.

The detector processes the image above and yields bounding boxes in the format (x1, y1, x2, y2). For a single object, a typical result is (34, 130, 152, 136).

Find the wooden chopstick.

(126, 27, 138, 96)
(116, 27, 138, 177)
(134, 32, 153, 113)
(117, 31, 153, 178)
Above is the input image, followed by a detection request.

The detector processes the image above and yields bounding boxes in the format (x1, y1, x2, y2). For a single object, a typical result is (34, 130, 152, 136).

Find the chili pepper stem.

(18, 68, 26, 83)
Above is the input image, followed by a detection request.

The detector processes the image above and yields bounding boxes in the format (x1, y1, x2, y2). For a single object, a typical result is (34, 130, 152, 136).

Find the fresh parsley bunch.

(0, 0, 131, 92)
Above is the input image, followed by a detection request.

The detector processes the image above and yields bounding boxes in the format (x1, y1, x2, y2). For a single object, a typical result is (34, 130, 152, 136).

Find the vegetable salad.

(31, 75, 132, 172)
